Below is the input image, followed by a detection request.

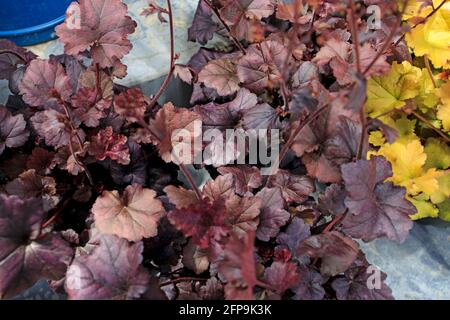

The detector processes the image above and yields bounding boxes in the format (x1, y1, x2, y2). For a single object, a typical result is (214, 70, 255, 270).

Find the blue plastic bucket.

(0, 0, 72, 46)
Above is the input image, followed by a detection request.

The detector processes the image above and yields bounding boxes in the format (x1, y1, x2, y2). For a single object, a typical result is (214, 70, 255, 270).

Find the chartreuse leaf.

(438, 81, 450, 105)
(409, 195, 439, 220)
(401, 0, 434, 20)
(371, 139, 442, 196)
(437, 81, 450, 132)
(416, 70, 440, 111)
(405, 0, 450, 69)
(430, 173, 450, 205)
(437, 103, 450, 132)
(369, 131, 386, 147)
(437, 199, 450, 221)
(366, 61, 422, 117)
(424, 138, 450, 170)
(389, 116, 418, 143)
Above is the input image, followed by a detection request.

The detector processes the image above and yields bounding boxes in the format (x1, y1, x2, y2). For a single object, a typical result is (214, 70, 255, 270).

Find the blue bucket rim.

(0, 15, 65, 37)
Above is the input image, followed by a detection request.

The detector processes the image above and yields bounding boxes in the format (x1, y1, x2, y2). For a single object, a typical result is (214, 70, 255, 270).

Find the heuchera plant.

(0, 0, 448, 300)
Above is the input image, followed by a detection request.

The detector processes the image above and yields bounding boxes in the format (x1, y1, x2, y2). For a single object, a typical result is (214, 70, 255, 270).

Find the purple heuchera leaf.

(276, 217, 311, 253)
(341, 156, 415, 243)
(262, 261, 300, 294)
(225, 194, 261, 236)
(198, 277, 224, 300)
(188, 1, 221, 45)
(219, 231, 257, 300)
(114, 88, 149, 123)
(0, 106, 29, 155)
(256, 187, 290, 241)
(31, 109, 85, 148)
(195, 88, 258, 129)
(297, 231, 359, 276)
(55, 0, 137, 68)
(65, 233, 149, 299)
(110, 140, 147, 185)
(19, 59, 73, 109)
(187, 48, 228, 75)
(5, 169, 60, 211)
(198, 59, 240, 96)
(240, 103, 282, 130)
(219, 0, 274, 41)
(237, 40, 290, 93)
(324, 116, 363, 166)
(217, 165, 262, 196)
(269, 169, 315, 203)
(88, 127, 130, 165)
(318, 183, 347, 216)
(168, 199, 230, 249)
(0, 194, 73, 299)
(71, 87, 108, 128)
(91, 183, 165, 242)
(292, 267, 327, 300)
(26, 147, 57, 175)
(331, 257, 394, 300)
(0, 39, 37, 80)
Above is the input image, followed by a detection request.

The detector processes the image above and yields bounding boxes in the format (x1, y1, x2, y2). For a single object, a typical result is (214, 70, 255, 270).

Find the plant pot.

(0, 0, 72, 46)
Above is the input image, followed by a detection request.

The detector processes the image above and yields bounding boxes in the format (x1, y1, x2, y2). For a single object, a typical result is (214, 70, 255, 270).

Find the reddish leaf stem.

(134, 0, 203, 200)
(371, 106, 450, 144)
(265, 104, 330, 186)
(348, 0, 361, 73)
(179, 163, 203, 200)
(424, 55, 437, 88)
(322, 212, 347, 234)
(147, 0, 177, 110)
(95, 63, 103, 99)
(408, 109, 450, 143)
(61, 100, 94, 185)
(139, 119, 202, 199)
(41, 198, 71, 229)
(202, 0, 247, 55)
(278, 1, 307, 110)
(363, 0, 409, 76)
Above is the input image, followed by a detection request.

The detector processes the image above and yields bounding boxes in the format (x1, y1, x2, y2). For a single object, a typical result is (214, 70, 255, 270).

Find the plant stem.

(322, 211, 347, 234)
(363, 0, 409, 76)
(148, 0, 177, 110)
(60, 100, 94, 185)
(424, 55, 437, 88)
(179, 163, 203, 200)
(62, 101, 84, 149)
(373, 108, 399, 120)
(265, 104, 330, 186)
(202, 0, 247, 55)
(138, 119, 202, 199)
(408, 109, 450, 143)
(356, 106, 367, 159)
(95, 63, 103, 99)
(159, 277, 207, 287)
(41, 198, 71, 229)
(136, 1, 203, 200)
(348, 0, 361, 73)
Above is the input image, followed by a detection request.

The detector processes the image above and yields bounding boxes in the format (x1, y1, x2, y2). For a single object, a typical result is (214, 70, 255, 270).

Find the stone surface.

(361, 219, 450, 300)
